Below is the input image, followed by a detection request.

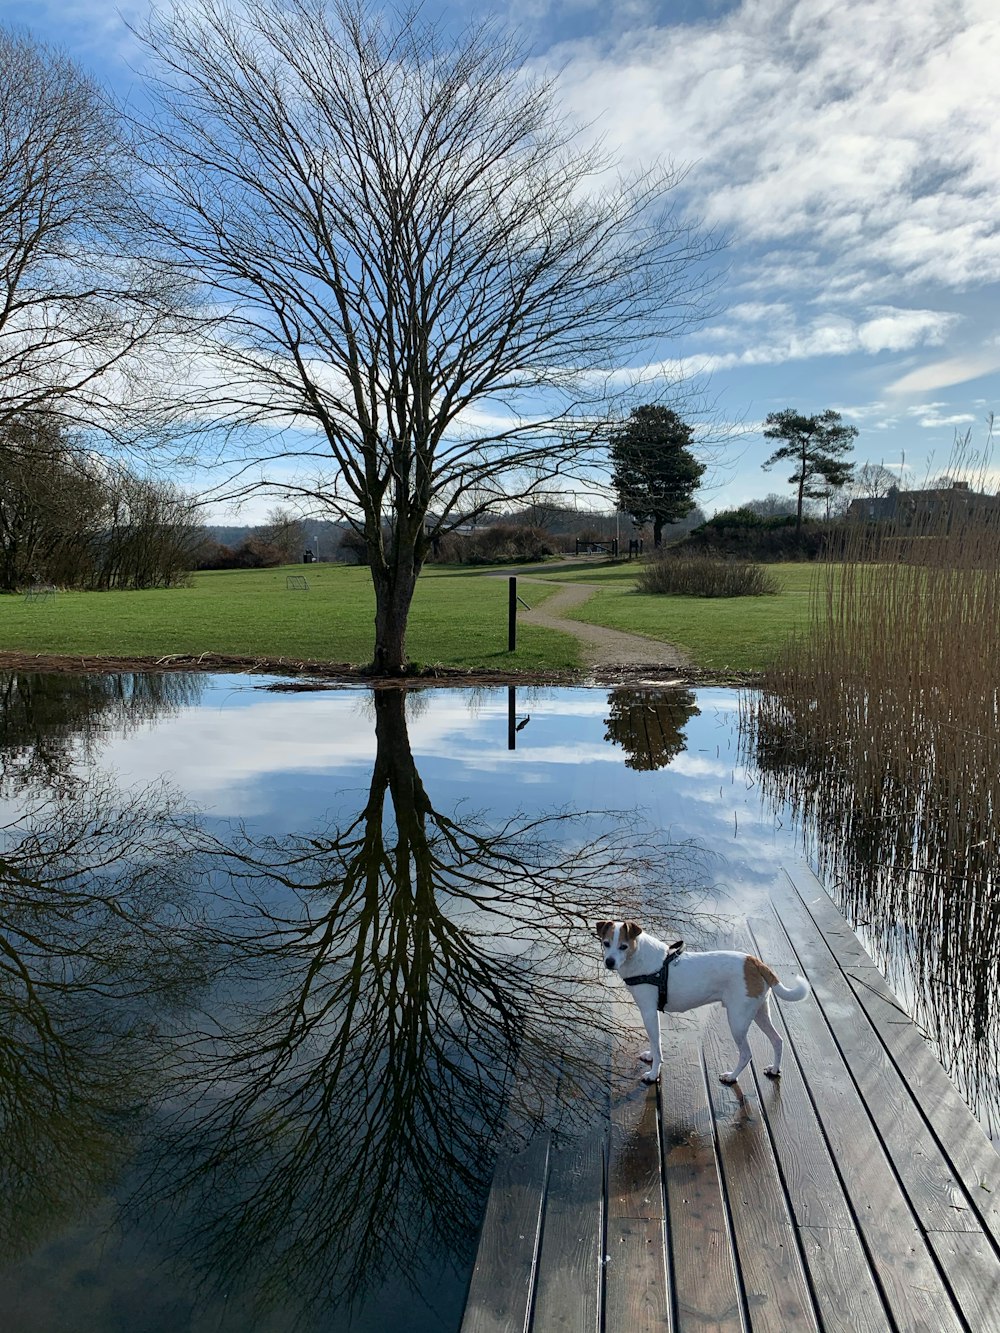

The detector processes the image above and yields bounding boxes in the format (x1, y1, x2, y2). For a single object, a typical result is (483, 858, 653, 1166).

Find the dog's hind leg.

(753, 995, 783, 1077)
(719, 1005, 755, 1085)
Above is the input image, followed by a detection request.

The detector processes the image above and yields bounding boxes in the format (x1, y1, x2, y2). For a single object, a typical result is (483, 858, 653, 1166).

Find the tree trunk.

(653, 517, 664, 549)
(370, 560, 420, 675)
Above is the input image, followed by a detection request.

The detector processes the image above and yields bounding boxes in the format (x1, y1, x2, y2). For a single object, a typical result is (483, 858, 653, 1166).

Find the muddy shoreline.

(0, 649, 757, 691)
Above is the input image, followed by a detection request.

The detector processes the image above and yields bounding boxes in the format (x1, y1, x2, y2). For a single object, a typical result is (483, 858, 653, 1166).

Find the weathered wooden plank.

(701, 1005, 820, 1333)
(771, 876, 984, 1236)
(794, 1228, 892, 1333)
(463, 876, 999, 1333)
(781, 862, 878, 969)
(530, 1132, 605, 1333)
(845, 975, 1000, 1241)
(925, 1231, 1000, 1331)
(660, 1012, 744, 1333)
(461, 1134, 549, 1333)
(607, 1082, 663, 1221)
(605, 1082, 669, 1330)
(751, 903, 966, 1332)
(745, 920, 892, 1330)
(603, 1218, 670, 1333)
(783, 863, 1000, 1249)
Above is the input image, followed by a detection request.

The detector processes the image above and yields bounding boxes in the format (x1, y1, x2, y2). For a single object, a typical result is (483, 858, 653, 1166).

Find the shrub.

(679, 514, 840, 561)
(636, 553, 780, 597)
(430, 524, 553, 564)
(196, 538, 284, 569)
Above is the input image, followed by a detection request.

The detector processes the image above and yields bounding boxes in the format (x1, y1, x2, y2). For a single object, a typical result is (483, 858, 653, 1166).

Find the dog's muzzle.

(604, 958, 617, 970)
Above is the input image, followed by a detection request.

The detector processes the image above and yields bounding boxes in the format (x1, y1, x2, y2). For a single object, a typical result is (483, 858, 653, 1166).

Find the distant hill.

(203, 520, 349, 559)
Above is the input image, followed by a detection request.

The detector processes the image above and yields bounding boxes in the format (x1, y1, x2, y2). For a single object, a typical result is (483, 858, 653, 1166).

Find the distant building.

(847, 481, 1000, 528)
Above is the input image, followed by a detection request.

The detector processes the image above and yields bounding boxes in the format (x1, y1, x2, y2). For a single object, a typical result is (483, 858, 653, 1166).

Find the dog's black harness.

(624, 940, 685, 1011)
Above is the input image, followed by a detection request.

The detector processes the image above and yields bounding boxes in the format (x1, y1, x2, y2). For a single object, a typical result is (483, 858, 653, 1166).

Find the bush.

(679, 514, 841, 561)
(430, 524, 553, 565)
(196, 537, 284, 569)
(637, 553, 780, 597)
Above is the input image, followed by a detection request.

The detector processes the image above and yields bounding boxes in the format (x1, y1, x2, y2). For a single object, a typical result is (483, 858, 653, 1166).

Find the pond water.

(0, 672, 995, 1331)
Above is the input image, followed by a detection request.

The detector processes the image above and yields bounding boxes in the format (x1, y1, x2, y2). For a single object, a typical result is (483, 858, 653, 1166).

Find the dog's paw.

(639, 1049, 654, 1064)
(719, 1072, 737, 1085)
(764, 1066, 781, 1079)
(641, 1069, 660, 1084)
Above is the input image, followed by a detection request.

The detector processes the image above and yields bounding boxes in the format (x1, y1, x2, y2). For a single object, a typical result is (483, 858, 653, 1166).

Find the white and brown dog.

(596, 920, 810, 1085)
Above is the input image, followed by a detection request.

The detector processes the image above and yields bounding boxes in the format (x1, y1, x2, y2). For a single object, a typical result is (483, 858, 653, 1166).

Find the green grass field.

(0, 558, 821, 674)
(531, 560, 820, 671)
(0, 565, 576, 672)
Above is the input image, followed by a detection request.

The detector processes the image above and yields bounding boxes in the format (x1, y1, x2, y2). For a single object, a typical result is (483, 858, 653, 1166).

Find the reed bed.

(742, 489, 1000, 1134)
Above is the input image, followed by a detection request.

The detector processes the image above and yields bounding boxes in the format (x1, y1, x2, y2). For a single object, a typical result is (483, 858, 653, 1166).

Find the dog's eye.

(619, 944, 627, 950)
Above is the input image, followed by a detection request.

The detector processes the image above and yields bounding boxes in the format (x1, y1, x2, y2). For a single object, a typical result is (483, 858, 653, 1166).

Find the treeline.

(0, 417, 201, 592)
(195, 509, 307, 570)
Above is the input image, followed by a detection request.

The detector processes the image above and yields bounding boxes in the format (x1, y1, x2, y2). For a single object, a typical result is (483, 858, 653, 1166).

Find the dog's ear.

(594, 920, 614, 940)
(622, 920, 643, 941)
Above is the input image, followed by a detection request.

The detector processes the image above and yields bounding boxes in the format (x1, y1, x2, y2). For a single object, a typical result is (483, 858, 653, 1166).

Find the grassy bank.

(0, 564, 576, 673)
(0, 558, 817, 674)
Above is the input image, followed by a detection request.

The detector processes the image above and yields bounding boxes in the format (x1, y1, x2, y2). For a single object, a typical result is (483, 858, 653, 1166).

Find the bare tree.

(139, 0, 719, 673)
(742, 493, 798, 519)
(256, 505, 305, 564)
(0, 27, 187, 442)
(851, 462, 899, 499)
(90, 468, 203, 590)
(0, 415, 202, 591)
(0, 416, 104, 591)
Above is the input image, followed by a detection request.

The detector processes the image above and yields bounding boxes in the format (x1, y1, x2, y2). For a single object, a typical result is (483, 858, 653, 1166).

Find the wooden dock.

(460, 863, 1000, 1332)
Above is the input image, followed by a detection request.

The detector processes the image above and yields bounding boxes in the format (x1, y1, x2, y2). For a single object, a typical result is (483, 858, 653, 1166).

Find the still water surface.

(0, 672, 994, 1330)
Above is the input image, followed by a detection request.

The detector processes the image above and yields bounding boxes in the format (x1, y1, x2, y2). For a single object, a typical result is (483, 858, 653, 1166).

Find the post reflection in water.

(742, 689, 1000, 1141)
(0, 676, 713, 1330)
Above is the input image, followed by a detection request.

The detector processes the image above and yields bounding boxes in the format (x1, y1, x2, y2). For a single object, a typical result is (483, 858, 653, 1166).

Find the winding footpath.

(514, 574, 692, 673)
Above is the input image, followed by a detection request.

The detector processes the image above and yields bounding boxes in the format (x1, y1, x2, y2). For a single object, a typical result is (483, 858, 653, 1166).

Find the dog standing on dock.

(595, 920, 810, 1085)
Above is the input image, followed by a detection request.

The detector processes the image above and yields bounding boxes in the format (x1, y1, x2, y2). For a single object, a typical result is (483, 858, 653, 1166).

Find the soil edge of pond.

(0, 649, 758, 691)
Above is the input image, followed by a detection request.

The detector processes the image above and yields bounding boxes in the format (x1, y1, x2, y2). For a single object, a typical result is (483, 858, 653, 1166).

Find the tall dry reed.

(742, 440, 1000, 1132)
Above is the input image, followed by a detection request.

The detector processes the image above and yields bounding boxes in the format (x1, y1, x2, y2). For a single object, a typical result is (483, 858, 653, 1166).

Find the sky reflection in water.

(88, 677, 787, 904)
(0, 673, 991, 1332)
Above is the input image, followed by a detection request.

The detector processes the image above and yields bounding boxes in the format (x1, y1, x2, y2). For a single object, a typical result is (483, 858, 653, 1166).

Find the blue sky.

(7, 0, 999, 514)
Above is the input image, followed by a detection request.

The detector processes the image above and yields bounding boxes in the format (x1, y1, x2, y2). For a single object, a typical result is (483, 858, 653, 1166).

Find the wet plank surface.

(461, 862, 1000, 1332)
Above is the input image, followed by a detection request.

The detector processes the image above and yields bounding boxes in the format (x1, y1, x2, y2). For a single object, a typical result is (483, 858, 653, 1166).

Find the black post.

(508, 685, 516, 750)
(508, 576, 517, 652)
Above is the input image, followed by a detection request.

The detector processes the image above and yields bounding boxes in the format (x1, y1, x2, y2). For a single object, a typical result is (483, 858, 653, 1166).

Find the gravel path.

(518, 577, 692, 672)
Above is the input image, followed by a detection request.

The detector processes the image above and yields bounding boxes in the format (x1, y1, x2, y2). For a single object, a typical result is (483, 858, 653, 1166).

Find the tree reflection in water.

(604, 687, 701, 770)
(0, 776, 207, 1262)
(743, 690, 1000, 1140)
(0, 676, 713, 1327)
(130, 689, 712, 1323)
(0, 670, 204, 795)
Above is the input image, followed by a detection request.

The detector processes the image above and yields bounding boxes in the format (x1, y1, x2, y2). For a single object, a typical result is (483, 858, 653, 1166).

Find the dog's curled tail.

(772, 975, 810, 1002)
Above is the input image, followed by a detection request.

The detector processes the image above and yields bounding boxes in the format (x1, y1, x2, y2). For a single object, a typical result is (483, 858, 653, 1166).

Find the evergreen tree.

(761, 409, 858, 532)
(610, 407, 704, 547)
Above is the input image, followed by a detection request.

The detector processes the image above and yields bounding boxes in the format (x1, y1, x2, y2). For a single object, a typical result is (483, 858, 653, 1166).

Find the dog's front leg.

(637, 996, 662, 1083)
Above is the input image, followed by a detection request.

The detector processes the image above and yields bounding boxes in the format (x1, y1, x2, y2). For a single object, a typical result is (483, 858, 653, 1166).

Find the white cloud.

(905, 402, 977, 428)
(886, 350, 1000, 395)
(655, 306, 957, 378)
(547, 0, 1000, 295)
